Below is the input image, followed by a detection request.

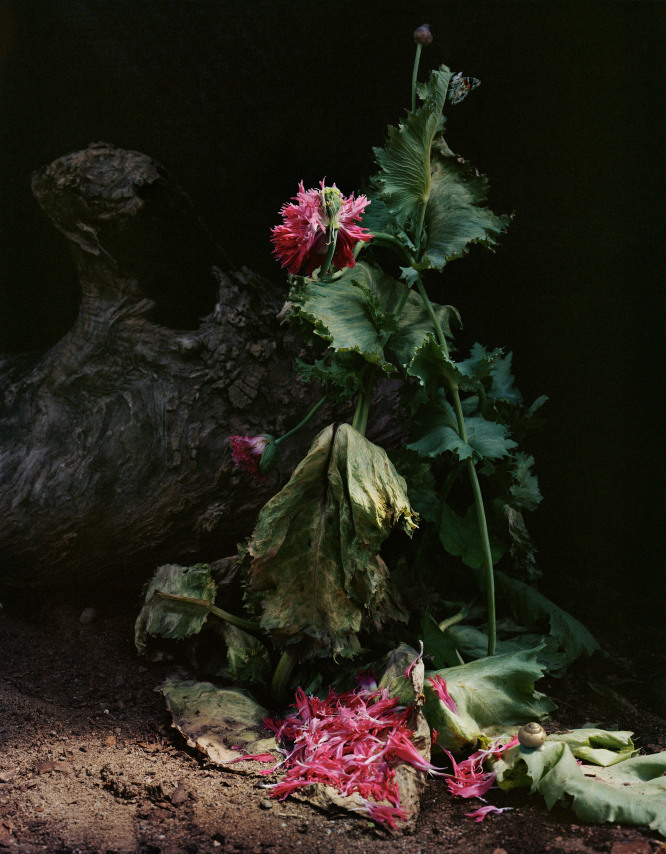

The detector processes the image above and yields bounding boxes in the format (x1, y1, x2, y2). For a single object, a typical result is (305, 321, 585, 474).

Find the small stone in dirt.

(169, 784, 191, 805)
(79, 607, 97, 624)
(492, 849, 509, 854)
(259, 799, 273, 810)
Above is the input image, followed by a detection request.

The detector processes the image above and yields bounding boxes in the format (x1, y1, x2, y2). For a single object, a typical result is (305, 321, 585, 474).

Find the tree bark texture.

(0, 144, 400, 590)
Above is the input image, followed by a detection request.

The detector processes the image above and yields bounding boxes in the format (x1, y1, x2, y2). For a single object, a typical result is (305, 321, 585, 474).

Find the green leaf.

(408, 336, 501, 394)
(509, 453, 542, 511)
(245, 424, 416, 660)
(291, 262, 459, 375)
(548, 729, 637, 767)
(408, 390, 517, 463)
(439, 503, 506, 569)
(218, 623, 272, 686)
(423, 646, 556, 752)
(420, 615, 460, 669)
(372, 66, 453, 231)
(494, 740, 666, 836)
(424, 144, 512, 269)
(135, 563, 216, 655)
(443, 624, 566, 670)
(160, 676, 277, 767)
(290, 267, 397, 371)
(496, 571, 601, 666)
(296, 353, 364, 399)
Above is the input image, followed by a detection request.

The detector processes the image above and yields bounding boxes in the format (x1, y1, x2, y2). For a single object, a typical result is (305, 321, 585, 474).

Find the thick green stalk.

(272, 651, 297, 702)
(154, 591, 260, 633)
(415, 279, 497, 656)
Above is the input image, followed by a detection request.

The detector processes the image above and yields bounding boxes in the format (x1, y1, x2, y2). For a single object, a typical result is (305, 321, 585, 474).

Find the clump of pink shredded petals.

(442, 734, 519, 802)
(260, 676, 441, 829)
(271, 180, 372, 276)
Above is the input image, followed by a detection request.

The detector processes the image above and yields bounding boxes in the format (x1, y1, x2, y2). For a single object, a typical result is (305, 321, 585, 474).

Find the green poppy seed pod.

(413, 24, 433, 45)
(518, 722, 547, 749)
(258, 436, 281, 474)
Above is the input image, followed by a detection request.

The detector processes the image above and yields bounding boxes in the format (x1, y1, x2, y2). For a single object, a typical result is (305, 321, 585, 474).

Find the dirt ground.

(0, 591, 664, 854)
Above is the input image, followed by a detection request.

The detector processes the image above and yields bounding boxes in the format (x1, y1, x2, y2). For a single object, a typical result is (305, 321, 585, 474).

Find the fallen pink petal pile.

(261, 678, 441, 828)
(442, 735, 519, 800)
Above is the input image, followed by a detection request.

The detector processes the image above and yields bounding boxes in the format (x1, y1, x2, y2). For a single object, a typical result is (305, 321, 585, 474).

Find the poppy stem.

(412, 43, 423, 112)
(272, 651, 297, 703)
(322, 230, 338, 277)
(415, 277, 496, 656)
(153, 590, 260, 633)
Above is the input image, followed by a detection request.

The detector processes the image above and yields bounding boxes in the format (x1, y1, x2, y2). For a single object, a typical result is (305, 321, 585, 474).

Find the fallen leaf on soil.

(160, 677, 278, 768)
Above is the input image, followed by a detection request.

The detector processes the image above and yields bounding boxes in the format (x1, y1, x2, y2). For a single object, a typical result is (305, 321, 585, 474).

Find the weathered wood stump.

(0, 144, 401, 590)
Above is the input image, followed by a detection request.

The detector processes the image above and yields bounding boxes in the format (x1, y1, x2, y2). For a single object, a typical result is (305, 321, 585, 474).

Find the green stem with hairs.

(415, 278, 496, 656)
(277, 394, 329, 445)
(154, 590, 260, 633)
(321, 230, 338, 277)
(411, 42, 423, 112)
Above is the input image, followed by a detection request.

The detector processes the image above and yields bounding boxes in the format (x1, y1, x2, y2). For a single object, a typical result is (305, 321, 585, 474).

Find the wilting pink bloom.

(223, 751, 276, 764)
(428, 674, 460, 715)
(465, 804, 513, 822)
(271, 180, 372, 276)
(229, 434, 269, 480)
(257, 677, 443, 829)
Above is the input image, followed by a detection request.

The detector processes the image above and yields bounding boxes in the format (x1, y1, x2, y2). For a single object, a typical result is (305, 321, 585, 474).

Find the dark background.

(1, 1, 664, 629)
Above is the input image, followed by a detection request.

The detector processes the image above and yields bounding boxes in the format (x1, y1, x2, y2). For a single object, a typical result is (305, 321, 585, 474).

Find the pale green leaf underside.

(373, 66, 453, 229)
(246, 424, 415, 660)
(495, 740, 666, 836)
(424, 148, 512, 268)
(423, 646, 556, 752)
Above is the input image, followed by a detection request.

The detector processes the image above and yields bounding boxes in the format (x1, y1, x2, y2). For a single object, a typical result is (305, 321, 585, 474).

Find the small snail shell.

(517, 722, 547, 749)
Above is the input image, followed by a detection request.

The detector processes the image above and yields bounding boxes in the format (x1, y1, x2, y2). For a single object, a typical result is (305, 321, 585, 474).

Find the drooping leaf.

(245, 424, 416, 660)
(372, 66, 453, 232)
(494, 740, 666, 836)
(439, 502, 506, 569)
(424, 143, 512, 269)
(160, 676, 277, 768)
(135, 563, 216, 655)
(423, 646, 556, 753)
(495, 571, 601, 666)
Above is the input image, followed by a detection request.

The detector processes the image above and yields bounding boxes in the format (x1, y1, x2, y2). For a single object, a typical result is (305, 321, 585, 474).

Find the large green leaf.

(291, 262, 458, 373)
(423, 646, 556, 752)
(135, 563, 216, 655)
(494, 740, 666, 836)
(495, 571, 601, 666)
(424, 143, 512, 269)
(245, 424, 416, 660)
(217, 623, 272, 686)
(548, 729, 637, 767)
(372, 66, 452, 231)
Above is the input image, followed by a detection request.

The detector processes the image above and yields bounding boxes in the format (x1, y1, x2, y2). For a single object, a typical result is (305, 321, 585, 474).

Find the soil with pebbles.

(0, 592, 664, 854)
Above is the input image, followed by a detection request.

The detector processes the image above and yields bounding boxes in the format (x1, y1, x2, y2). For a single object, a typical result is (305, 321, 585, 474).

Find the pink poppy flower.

(427, 674, 460, 715)
(229, 434, 269, 480)
(271, 180, 372, 276)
